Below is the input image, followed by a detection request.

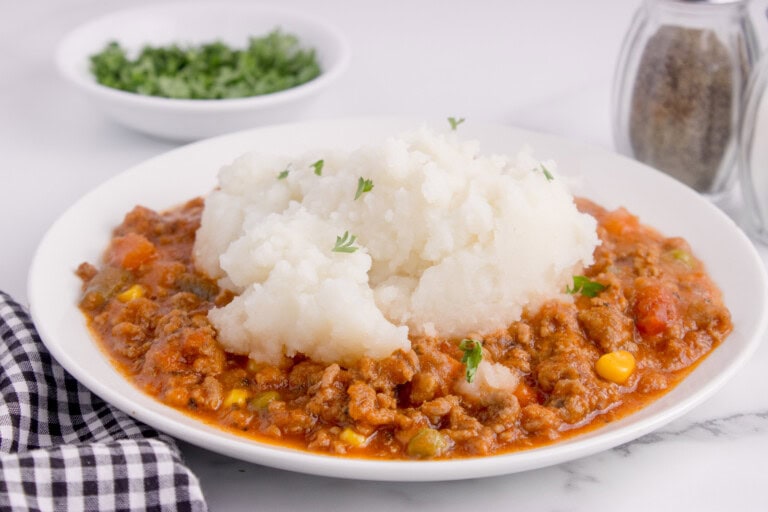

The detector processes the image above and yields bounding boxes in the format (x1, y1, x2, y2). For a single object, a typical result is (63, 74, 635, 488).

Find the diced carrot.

(106, 232, 156, 270)
(601, 207, 639, 236)
(514, 381, 537, 407)
(633, 282, 678, 336)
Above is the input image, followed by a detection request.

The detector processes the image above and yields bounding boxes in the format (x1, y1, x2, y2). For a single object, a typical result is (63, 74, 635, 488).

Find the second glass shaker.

(612, 0, 759, 197)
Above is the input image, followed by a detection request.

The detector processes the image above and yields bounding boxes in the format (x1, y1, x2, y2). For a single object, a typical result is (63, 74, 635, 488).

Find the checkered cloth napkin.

(0, 291, 208, 511)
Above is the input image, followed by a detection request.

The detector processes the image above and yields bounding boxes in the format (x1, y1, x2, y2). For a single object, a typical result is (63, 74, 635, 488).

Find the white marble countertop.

(3, 0, 768, 510)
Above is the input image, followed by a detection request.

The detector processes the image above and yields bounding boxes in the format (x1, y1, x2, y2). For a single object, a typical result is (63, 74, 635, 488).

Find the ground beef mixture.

(76, 197, 732, 459)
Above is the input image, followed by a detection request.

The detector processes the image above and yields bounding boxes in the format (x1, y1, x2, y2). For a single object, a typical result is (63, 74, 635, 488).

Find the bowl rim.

(54, 1, 351, 112)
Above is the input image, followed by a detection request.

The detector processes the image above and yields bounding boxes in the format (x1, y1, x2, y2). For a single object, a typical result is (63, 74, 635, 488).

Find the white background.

(3, 1, 768, 510)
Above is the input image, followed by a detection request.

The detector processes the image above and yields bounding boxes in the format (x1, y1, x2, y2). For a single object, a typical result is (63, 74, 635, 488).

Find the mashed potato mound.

(194, 126, 599, 365)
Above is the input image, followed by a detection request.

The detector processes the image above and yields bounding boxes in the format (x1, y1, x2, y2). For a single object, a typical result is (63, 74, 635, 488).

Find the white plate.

(28, 118, 768, 481)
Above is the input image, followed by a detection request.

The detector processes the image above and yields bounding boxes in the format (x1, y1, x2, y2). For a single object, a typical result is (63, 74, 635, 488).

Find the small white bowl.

(56, 2, 350, 141)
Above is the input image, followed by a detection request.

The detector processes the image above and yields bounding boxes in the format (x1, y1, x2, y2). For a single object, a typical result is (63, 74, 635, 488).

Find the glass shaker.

(612, 0, 759, 197)
(740, 53, 768, 243)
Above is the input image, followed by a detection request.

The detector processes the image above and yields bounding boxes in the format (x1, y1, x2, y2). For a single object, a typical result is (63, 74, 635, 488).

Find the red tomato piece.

(633, 283, 678, 336)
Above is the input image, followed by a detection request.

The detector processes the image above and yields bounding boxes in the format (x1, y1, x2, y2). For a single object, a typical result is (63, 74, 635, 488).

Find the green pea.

(250, 391, 280, 411)
(406, 428, 447, 458)
(668, 248, 695, 269)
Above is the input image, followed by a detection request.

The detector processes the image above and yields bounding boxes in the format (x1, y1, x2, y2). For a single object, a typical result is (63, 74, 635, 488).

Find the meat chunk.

(578, 303, 635, 352)
(347, 381, 396, 426)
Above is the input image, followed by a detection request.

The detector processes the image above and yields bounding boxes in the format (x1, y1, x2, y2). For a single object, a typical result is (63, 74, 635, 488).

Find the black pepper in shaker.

(612, 0, 759, 197)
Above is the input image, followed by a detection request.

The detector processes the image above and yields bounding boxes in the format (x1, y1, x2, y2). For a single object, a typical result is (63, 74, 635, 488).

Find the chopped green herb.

(355, 177, 374, 200)
(458, 338, 483, 383)
(311, 159, 324, 176)
(540, 164, 554, 181)
(566, 276, 606, 298)
(89, 29, 321, 100)
(277, 168, 290, 180)
(448, 117, 466, 130)
(332, 231, 359, 253)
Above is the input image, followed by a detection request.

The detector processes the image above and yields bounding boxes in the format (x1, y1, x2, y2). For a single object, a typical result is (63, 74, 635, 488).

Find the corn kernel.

(339, 428, 367, 447)
(250, 390, 280, 410)
(246, 359, 267, 374)
(117, 284, 145, 302)
(222, 388, 250, 408)
(595, 350, 636, 384)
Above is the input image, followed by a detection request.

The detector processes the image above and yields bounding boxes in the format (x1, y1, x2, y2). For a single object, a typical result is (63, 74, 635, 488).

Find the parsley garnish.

(448, 117, 465, 130)
(277, 167, 290, 180)
(89, 30, 321, 100)
(355, 177, 374, 200)
(458, 338, 483, 383)
(332, 231, 359, 253)
(311, 159, 324, 176)
(541, 164, 554, 181)
(566, 276, 606, 297)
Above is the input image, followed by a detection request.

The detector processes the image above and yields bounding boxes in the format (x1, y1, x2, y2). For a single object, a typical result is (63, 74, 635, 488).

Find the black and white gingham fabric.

(0, 291, 208, 511)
